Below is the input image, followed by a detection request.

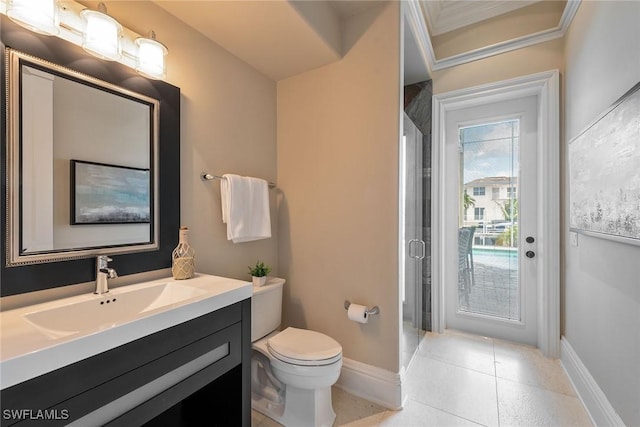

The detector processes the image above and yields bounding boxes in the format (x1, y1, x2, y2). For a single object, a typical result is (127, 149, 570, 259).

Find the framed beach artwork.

(71, 160, 151, 225)
(569, 82, 640, 246)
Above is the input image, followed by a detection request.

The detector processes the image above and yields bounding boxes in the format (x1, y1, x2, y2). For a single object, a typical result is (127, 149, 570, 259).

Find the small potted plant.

(248, 261, 271, 287)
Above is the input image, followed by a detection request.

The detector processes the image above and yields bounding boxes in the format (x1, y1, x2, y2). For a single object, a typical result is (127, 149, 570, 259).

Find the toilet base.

(252, 384, 336, 427)
(251, 334, 341, 427)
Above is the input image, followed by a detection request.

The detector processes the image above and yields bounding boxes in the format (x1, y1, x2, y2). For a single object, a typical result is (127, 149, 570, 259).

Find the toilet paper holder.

(344, 300, 380, 316)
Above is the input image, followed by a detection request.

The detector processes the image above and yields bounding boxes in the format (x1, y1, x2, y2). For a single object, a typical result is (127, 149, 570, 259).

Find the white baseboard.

(334, 357, 405, 410)
(560, 336, 625, 427)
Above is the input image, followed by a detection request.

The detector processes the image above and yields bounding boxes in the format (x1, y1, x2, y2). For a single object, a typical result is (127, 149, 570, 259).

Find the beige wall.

(97, 2, 279, 281)
(78, 2, 404, 374)
(563, 2, 640, 425)
(432, 38, 564, 94)
(277, 2, 401, 372)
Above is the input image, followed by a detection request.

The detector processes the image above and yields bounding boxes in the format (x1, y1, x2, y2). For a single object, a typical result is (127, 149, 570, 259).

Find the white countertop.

(0, 274, 251, 390)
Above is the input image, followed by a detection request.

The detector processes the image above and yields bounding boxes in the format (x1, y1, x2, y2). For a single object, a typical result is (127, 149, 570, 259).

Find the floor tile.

(494, 339, 576, 396)
(251, 330, 591, 427)
(417, 330, 496, 375)
(497, 378, 593, 427)
(251, 409, 283, 427)
(332, 386, 386, 427)
(405, 355, 499, 426)
(251, 409, 265, 427)
(252, 388, 385, 427)
(381, 398, 483, 427)
(256, 414, 284, 427)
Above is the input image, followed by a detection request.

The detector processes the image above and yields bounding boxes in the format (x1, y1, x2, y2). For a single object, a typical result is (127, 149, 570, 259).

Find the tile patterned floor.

(252, 330, 593, 427)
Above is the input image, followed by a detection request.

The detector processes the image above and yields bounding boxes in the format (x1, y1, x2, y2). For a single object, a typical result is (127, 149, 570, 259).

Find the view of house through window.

(458, 119, 520, 320)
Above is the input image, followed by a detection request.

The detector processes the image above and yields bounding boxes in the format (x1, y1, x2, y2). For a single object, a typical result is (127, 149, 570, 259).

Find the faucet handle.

(97, 255, 113, 269)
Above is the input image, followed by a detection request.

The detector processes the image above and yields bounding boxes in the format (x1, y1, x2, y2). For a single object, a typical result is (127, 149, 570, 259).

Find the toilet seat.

(267, 327, 342, 366)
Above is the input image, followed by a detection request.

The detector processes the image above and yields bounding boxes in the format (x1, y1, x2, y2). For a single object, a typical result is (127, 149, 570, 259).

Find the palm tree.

(463, 191, 476, 211)
(496, 198, 518, 247)
(496, 225, 518, 247)
(497, 198, 518, 222)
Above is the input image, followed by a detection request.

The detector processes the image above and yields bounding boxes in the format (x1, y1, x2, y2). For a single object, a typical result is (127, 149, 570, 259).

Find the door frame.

(431, 70, 560, 357)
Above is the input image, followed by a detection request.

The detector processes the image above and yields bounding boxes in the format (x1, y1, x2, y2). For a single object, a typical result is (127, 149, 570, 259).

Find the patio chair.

(458, 228, 472, 300)
(462, 226, 476, 287)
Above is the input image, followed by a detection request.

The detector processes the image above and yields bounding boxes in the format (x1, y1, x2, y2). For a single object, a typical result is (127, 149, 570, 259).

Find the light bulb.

(6, 0, 59, 36)
(81, 7, 122, 61)
(135, 34, 168, 80)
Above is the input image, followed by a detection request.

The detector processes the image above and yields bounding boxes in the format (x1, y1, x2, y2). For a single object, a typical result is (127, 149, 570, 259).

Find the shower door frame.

(401, 112, 424, 332)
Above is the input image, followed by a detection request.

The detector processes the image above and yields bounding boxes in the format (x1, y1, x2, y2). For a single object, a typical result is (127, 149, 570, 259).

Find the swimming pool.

(472, 247, 518, 269)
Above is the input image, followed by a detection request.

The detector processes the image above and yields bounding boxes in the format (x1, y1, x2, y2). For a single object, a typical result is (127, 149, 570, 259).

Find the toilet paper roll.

(347, 303, 368, 324)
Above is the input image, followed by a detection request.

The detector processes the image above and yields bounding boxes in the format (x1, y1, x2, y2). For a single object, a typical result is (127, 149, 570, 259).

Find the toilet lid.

(267, 327, 342, 366)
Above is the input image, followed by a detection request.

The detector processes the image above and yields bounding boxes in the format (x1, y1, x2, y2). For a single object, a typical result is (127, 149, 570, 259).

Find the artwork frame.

(71, 160, 151, 225)
(568, 82, 640, 246)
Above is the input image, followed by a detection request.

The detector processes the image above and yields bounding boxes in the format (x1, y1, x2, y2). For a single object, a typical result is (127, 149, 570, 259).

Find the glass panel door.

(444, 95, 537, 346)
(458, 120, 520, 320)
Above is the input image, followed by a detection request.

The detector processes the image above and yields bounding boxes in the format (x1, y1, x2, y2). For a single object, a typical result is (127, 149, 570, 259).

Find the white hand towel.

(220, 174, 271, 243)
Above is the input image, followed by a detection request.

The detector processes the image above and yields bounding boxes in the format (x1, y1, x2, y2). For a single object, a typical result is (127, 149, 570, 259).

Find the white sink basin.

(1, 274, 252, 390)
(23, 282, 207, 339)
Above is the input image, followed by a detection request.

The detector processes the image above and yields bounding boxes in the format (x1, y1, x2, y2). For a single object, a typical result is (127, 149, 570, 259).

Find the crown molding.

(405, 0, 581, 72)
(403, 0, 436, 77)
(424, 0, 540, 37)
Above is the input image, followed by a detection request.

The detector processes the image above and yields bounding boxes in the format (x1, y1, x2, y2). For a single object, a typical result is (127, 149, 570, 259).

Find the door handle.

(408, 239, 426, 260)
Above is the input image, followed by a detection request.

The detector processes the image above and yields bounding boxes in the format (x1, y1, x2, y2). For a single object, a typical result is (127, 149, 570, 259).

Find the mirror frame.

(7, 49, 161, 265)
(1, 17, 180, 297)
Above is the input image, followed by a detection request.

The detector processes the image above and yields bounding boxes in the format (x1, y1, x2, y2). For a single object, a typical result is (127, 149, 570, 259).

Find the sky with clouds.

(461, 120, 519, 184)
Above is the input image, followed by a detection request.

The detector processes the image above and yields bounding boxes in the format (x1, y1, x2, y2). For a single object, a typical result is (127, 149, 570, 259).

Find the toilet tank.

(251, 277, 285, 342)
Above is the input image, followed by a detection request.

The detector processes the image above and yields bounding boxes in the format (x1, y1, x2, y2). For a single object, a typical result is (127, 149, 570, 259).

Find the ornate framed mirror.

(1, 17, 180, 296)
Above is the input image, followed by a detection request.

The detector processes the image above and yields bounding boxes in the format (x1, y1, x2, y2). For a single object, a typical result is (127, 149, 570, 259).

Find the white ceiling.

(151, 0, 564, 84)
(422, 0, 542, 36)
(326, 0, 382, 19)
(154, 1, 431, 83)
(153, 1, 344, 81)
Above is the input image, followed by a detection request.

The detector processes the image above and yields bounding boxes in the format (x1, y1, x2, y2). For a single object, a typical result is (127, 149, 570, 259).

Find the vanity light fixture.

(6, 0, 60, 36)
(81, 2, 122, 61)
(135, 30, 168, 80)
(0, 0, 169, 80)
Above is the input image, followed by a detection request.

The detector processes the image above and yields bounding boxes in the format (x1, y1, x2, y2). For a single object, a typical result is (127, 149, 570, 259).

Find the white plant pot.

(252, 276, 267, 287)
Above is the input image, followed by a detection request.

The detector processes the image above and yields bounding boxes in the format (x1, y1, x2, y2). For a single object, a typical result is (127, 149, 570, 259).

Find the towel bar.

(201, 172, 276, 189)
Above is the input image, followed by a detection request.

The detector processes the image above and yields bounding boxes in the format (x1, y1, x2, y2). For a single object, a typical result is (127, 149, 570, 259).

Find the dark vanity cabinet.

(0, 300, 251, 427)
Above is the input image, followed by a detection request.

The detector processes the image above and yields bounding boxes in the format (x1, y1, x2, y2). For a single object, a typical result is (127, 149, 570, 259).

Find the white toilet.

(251, 277, 343, 427)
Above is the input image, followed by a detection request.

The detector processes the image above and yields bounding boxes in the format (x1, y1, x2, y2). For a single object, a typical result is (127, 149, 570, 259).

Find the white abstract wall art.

(569, 82, 640, 246)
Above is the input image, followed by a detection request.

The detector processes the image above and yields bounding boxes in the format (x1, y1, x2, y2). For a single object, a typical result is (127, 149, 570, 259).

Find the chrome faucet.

(95, 256, 118, 295)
